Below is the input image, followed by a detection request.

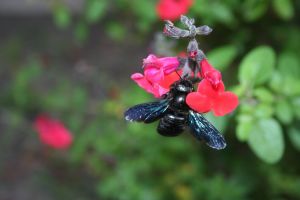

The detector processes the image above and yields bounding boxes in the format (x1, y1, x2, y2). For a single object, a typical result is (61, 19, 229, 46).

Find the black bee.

(124, 78, 226, 150)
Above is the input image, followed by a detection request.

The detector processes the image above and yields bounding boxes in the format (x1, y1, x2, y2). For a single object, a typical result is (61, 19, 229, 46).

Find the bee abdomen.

(157, 114, 187, 137)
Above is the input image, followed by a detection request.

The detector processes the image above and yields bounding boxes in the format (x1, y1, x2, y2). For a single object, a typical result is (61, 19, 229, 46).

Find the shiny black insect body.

(124, 79, 226, 150)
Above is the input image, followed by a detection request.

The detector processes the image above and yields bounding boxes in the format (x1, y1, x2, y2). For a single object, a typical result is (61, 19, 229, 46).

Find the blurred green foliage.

(1, 0, 300, 199)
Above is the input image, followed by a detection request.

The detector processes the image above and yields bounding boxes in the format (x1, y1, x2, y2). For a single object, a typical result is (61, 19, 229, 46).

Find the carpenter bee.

(124, 78, 226, 150)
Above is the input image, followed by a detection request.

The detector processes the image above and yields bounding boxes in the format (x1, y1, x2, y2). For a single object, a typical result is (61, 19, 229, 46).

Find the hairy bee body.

(157, 80, 192, 136)
(157, 112, 187, 136)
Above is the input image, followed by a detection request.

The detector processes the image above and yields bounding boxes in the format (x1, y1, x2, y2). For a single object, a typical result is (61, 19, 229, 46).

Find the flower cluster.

(131, 54, 180, 97)
(131, 17, 238, 117)
(185, 59, 238, 116)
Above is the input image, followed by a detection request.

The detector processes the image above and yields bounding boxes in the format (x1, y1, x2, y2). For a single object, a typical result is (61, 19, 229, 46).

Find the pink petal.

(143, 54, 158, 66)
(131, 73, 166, 98)
(154, 83, 169, 97)
(131, 73, 156, 95)
(144, 67, 164, 83)
(131, 73, 144, 80)
(144, 54, 180, 75)
(159, 57, 180, 74)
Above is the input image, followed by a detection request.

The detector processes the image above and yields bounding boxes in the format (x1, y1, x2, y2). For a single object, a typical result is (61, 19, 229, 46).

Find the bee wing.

(188, 111, 226, 150)
(124, 100, 169, 123)
(164, 21, 190, 39)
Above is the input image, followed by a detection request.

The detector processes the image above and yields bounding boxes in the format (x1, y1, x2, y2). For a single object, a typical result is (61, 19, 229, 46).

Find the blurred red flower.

(186, 79, 239, 116)
(156, 0, 193, 21)
(33, 115, 73, 149)
(131, 54, 180, 97)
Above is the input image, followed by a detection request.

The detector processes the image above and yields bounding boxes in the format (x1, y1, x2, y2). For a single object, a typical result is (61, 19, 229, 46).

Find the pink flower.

(131, 54, 180, 97)
(186, 79, 239, 116)
(200, 59, 222, 88)
(156, 0, 193, 21)
(33, 115, 73, 149)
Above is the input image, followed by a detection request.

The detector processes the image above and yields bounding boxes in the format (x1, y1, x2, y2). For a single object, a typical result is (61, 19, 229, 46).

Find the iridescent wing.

(188, 111, 226, 150)
(124, 100, 169, 123)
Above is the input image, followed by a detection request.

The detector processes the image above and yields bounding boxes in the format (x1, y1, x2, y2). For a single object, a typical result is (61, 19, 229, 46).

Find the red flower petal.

(34, 115, 73, 149)
(156, 0, 193, 21)
(159, 70, 181, 89)
(200, 59, 222, 88)
(212, 92, 239, 116)
(186, 92, 212, 113)
(188, 79, 238, 116)
(197, 79, 225, 94)
(200, 59, 215, 73)
(196, 79, 218, 97)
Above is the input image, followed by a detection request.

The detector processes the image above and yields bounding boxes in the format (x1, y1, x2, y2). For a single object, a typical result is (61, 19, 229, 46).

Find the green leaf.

(230, 85, 247, 98)
(236, 114, 254, 141)
(210, 3, 236, 26)
(131, 0, 156, 33)
(291, 97, 300, 119)
(12, 59, 42, 108)
(270, 74, 300, 97)
(277, 52, 300, 78)
(282, 27, 300, 52)
(273, 0, 294, 20)
(53, 4, 71, 29)
(106, 22, 126, 41)
(238, 46, 276, 86)
(72, 87, 88, 111)
(275, 99, 293, 124)
(253, 87, 274, 103)
(248, 118, 284, 164)
(67, 114, 83, 132)
(131, 0, 156, 21)
(288, 127, 300, 151)
(70, 121, 98, 162)
(269, 71, 282, 93)
(74, 22, 89, 42)
(240, 104, 256, 115)
(253, 104, 274, 119)
(207, 45, 238, 71)
(190, 0, 206, 13)
(242, 0, 268, 22)
(85, 0, 108, 24)
(281, 78, 300, 96)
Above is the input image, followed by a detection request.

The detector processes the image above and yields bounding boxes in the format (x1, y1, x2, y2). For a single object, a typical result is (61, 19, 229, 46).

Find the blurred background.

(1, 0, 300, 199)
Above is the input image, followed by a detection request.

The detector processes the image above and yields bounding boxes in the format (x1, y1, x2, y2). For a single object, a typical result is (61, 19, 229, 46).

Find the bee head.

(172, 79, 193, 94)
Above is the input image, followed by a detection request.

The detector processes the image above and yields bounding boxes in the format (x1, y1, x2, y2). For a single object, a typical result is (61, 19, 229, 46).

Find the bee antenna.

(175, 70, 182, 80)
